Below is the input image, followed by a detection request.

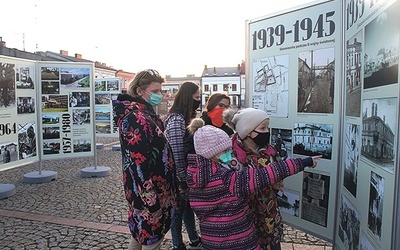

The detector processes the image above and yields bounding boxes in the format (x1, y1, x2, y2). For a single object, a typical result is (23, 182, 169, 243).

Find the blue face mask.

(144, 92, 163, 106)
(219, 150, 232, 164)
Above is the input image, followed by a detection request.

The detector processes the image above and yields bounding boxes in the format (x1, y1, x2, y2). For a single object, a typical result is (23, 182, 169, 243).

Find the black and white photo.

(293, 123, 333, 159)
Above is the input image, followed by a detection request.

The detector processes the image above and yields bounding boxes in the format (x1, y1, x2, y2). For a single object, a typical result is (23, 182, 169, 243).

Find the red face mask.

(208, 108, 224, 127)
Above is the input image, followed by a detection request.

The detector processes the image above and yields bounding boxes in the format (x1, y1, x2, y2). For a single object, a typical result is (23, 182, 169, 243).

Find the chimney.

(0, 37, 5, 47)
(60, 50, 68, 56)
(75, 53, 82, 59)
(204, 65, 207, 69)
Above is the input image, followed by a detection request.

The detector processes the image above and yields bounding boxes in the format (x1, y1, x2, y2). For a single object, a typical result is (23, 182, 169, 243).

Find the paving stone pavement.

(0, 138, 333, 249)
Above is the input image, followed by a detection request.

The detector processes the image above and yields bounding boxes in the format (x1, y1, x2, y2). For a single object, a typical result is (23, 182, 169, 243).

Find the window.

(223, 84, 229, 91)
(213, 84, 218, 91)
(204, 85, 209, 92)
(232, 84, 237, 91)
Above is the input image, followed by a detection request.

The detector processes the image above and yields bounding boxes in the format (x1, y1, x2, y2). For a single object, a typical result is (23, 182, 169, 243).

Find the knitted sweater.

(186, 154, 307, 250)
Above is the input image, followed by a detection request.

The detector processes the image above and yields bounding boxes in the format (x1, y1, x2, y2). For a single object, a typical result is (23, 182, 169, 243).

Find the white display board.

(247, 0, 341, 242)
(94, 77, 121, 137)
(338, 0, 399, 249)
(0, 55, 39, 171)
(38, 62, 95, 160)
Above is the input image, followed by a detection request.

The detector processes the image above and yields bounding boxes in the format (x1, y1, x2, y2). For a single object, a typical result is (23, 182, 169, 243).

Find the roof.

(202, 66, 241, 77)
(36, 51, 93, 63)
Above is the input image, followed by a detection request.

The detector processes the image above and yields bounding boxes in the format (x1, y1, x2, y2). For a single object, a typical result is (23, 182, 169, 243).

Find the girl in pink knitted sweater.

(186, 121, 320, 250)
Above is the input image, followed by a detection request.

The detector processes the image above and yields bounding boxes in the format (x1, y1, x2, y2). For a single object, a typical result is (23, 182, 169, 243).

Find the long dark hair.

(169, 81, 199, 124)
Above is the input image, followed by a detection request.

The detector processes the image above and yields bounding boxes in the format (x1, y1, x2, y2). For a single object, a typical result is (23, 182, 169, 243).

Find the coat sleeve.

(164, 115, 187, 183)
(222, 158, 306, 198)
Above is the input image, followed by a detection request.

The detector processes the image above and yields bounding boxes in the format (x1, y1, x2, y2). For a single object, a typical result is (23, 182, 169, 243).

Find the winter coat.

(232, 133, 312, 248)
(186, 153, 308, 250)
(113, 94, 176, 246)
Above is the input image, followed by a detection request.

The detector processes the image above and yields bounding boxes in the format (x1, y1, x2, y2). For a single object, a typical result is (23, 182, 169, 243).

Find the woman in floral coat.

(113, 69, 176, 250)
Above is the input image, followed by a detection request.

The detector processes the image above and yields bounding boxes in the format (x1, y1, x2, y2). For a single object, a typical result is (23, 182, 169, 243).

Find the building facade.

(201, 64, 242, 108)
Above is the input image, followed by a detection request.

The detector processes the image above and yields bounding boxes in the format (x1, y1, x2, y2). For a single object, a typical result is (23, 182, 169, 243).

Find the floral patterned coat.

(232, 133, 284, 249)
(113, 94, 176, 246)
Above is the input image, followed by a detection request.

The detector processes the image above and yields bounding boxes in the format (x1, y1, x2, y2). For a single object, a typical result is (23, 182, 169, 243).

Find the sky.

(2, 0, 316, 77)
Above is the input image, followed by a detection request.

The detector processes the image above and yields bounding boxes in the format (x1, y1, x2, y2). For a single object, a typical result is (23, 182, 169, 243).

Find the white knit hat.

(194, 125, 232, 159)
(231, 108, 269, 139)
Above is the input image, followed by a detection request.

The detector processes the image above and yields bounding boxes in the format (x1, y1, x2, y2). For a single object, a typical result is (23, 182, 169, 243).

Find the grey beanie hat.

(231, 108, 269, 139)
(194, 125, 232, 159)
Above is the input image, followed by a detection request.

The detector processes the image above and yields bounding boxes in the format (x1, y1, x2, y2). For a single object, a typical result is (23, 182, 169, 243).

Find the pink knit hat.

(194, 125, 232, 159)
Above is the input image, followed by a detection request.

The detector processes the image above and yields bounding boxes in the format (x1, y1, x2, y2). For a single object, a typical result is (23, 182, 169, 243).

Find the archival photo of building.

(293, 123, 333, 159)
(346, 30, 362, 117)
(361, 98, 396, 173)
(364, 1, 399, 89)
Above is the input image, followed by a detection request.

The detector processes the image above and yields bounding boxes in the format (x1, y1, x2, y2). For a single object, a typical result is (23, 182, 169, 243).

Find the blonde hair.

(187, 118, 205, 134)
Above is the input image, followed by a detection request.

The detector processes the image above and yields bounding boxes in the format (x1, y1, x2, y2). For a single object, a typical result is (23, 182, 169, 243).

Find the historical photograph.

(18, 122, 37, 160)
(73, 139, 91, 152)
(41, 81, 60, 94)
(73, 109, 90, 125)
(69, 92, 90, 108)
(0, 142, 17, 164)
(338, 195, 360, 250)
(271, 128, 292, 160)
(42, 94, 68, 113)
(252, 54, 289, 117)
(293, 123, 333, 160)
(16, 66, 34, 89)
(41, 67, 59, 80)
(60, 67, 90, 88)
(95, 93, 111, 105)
(298, 47, 335, 113)
(345, 30, 362, 117)
(361, 98, 396, 173)
(43, 142, 60, 155)
(344, 123, 360, 198)
(0, 62, 16, 108)
(278, 189, 300, 217)
(96, 122, 111, 134)
(95, 80, 106, 91)
(42, 114, 60, 125)
(368, 171, 384, 240)
(42, 126, 60, 140)
(301, 172, 330, 227)
(106, 79, 119, 91)
(364, 0, 399, 89)
(17, 97, 35, 114)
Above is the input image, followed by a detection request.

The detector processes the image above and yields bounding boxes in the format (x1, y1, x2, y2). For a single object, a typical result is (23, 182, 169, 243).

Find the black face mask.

(193, 99, 201, 111)
(251, 131, 270, 148)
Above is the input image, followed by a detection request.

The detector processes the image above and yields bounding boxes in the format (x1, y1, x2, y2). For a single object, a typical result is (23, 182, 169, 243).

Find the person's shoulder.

(165, 112, 185, 124)
(200, 112, 211, 124)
